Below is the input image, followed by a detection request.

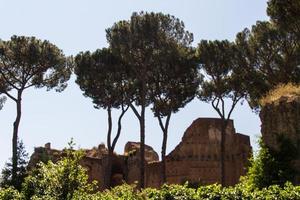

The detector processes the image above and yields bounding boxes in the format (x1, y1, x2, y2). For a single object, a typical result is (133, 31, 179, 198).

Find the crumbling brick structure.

(28, 118, 251, 189)
(260, 95, 300, 184)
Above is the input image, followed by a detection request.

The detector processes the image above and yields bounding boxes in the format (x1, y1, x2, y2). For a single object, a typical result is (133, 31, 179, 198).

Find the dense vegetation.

(0, 140, 28, 191)
(1, 144, 300, 200)
(2, 183, 300, 200)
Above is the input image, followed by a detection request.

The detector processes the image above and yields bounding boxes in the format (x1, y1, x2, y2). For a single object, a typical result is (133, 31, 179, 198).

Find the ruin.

(28, 118, 252, 189)
(260, 94, 300, 184)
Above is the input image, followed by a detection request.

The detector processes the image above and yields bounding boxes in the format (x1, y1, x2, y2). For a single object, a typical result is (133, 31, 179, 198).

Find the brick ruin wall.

(260, 95, 300, 184)
(28, 118, 252, 188)
(160, 118, 251, 186)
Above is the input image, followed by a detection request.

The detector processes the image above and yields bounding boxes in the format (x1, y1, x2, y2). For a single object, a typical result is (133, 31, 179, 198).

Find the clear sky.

(0, 0, 269, 170)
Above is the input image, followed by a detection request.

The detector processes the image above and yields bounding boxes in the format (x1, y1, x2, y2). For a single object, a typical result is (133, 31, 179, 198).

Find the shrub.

(157, 183, 197, 200)
(196, 184, 223, 200)
(0, 187, 23, 200)
(2, 140, 299, 199)
(243, 138, 298, 189)
(1, 139, 28, 190)
(22, 141, 97, 200)
(101, 184, 142, 200)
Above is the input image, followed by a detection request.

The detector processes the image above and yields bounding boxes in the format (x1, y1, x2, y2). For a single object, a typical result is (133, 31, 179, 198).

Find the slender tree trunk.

(140, 104, 145, 189)
(106, 107, 113, 188)
(157, 113, 171, 184)
(106, 106, 129, 188)
(12, 90, 22, 185)
(161, 129, 167, 184)
(128, 80, 146, 189)
(212, 97, 241, 187)
(220, 119, 229, 186)
(107, 150, 113, 188)
(111, 105, 129, 151)
(110, 106, 129, 187)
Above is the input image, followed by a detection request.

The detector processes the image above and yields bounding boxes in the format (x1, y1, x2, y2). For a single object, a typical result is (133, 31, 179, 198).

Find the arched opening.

(110, 159, 125, 187)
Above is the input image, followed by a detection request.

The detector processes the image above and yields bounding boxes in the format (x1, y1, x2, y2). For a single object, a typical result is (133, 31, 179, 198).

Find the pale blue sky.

(0, 0, 268, 169)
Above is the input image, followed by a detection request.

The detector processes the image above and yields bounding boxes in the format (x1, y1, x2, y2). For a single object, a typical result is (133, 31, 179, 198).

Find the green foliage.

(242, 138, 298, 189)
(102, 184, 142, 200)
(0, 35, 71, 92)
(1, 139, 28, 191)
(72, 184, 143, 200)
(197, 39, 247, 119)
(106, 11, 197, 113)
(160, 184, 197, 200)
(1, 150, 300, 199)
(142, 184, 197, 200)
(267, 0, 300, 39)
(196, 184, 223, 200)
(2, 182, 300, 199)
(75, 48, 129, 110)
(236, 0, 300, 108)
(0, 187, 23, 200)
(22, 141, 97, 200)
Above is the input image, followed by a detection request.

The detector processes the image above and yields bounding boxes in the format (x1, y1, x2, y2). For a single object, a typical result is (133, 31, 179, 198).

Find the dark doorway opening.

(110, 159, 125, 187)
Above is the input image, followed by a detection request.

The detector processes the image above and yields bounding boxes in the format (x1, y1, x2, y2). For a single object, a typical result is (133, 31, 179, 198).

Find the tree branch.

(129, 102, 141, 121)
(165, 113, 171, 132)
(0, 70, 19, 90)
(212, 97, 223, 118)
(227, 95, 243, 121)
(0, 60, 22, 86)
(3, 91, 17, 102)
(221, 98, 225, 118)
(157, 115, 165, 133)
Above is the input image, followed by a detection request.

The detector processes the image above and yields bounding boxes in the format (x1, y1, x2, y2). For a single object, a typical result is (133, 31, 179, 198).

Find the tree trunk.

(220, 119, 228, 187)
(107, 150, 113, 188)
(111, 105, 129, 151)
(158, 113, 171, 184)
(106, 106, 128, 188)
(12, 90, 22, 185)
(139, 104, 145, 189)
(161, 129, 167, 184)
(106, 108, 113, 188)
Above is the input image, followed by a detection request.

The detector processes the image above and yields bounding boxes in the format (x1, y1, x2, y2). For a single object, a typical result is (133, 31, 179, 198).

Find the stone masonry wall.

(260, 95, 300, 183)
(28, 118, 252, 189)
(164, 118, 251, 186)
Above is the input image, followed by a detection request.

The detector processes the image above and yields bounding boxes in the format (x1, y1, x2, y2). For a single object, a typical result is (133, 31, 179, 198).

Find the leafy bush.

(2, 182, 300, 200)
(142, 183, 197, 200)
(22, 141, 97, 200)
(1, 140, 300, 199)
(243, 138, 298, 189)
(1, 140, 28, 190)
(101, 184, 142, 200)
(0, 187, 23, 200)
(1, 173, 300, 200)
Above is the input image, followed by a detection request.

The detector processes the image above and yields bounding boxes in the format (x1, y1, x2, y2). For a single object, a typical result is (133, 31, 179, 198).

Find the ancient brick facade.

(260, 95, 300, 150)
(164, 118, 251, 186)
(260, 95, 300, 184)
(28, 118, 251, 188)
